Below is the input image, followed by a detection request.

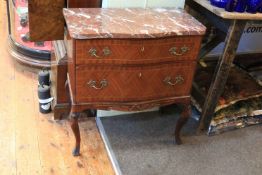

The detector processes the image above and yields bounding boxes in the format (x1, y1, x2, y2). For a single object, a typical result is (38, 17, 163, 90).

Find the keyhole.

(141, 46, 145, 52)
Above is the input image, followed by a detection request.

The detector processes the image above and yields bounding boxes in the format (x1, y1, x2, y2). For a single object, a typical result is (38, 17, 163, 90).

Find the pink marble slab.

(63, 8, 206, 39)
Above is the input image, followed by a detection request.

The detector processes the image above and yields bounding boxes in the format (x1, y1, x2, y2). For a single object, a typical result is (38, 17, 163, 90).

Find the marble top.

(63, 8, 206, 39)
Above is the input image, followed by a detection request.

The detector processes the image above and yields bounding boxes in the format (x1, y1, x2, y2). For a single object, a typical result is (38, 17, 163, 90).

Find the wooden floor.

(0, 2, 114, 175)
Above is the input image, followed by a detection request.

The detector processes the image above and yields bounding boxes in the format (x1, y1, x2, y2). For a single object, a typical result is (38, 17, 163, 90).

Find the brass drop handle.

(169, 46, 189, 56)
(89, 47, 111, 58)
(163, 75, 184, 86)
(89, 48, 100, 58)
(87, 79, 108, 90)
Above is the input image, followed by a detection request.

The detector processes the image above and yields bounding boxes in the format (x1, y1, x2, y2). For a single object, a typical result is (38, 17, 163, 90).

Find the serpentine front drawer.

(74, 62, 196, 103)
(75, 36, 202, 65)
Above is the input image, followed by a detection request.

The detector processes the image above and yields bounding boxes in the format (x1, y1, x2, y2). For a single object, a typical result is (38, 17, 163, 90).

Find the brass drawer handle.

(88, 47, 111, 58)
(163, 75, 184, 86)
(169, 46, 189, 56)
(89, 48, 100, 58)
(87, 79, 108, 90)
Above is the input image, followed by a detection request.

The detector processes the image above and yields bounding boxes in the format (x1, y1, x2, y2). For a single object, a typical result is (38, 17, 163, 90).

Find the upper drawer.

(75, 39, 142, 64)
(75, 62, 196, 103)
(74, 36, 202, 65)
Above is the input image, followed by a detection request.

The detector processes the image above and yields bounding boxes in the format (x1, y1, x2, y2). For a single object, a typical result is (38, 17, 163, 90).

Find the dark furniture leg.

(175, 102, 191, 145)
(198, 20, 247, 131)
(65, 80, 81, 156)
(70, 112, 81, 156)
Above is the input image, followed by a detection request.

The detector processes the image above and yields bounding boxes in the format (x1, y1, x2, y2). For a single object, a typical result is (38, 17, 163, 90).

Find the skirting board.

(97, 107, 159, 118)
(96, 117, 122, 175)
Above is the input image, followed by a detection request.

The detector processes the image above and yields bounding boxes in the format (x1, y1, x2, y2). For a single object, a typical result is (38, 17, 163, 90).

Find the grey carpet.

(99, 106, 262, 175)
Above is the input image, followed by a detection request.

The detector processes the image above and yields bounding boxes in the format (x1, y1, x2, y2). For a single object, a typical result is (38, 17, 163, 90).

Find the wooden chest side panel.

(75, 62, 196, 103)
(66, 35, 76, 102)
(51, 41, 68, 104)
(28, 0, 65, 41)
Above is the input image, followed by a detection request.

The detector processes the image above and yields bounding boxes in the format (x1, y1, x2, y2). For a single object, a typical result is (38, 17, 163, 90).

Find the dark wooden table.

(186, 0, 262, 130)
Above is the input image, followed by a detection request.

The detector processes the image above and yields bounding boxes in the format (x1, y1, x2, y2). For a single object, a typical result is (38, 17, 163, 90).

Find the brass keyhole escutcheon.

(141, 46, 145, 52)
(103, 47, 111, 56)
(138, 72, 142, 78)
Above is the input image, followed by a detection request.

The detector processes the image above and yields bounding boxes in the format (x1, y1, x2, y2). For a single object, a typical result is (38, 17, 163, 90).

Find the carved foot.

(70, 113, 81, 156)
(174, 104, 191, 145)
(72, 145, 80, 157)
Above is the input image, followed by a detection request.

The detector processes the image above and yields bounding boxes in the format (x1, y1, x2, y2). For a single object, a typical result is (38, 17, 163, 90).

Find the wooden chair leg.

(175, 103, 191, 145)
(70, 113, 81, 156)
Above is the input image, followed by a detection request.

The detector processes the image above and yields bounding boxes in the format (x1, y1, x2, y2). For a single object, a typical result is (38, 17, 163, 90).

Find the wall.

(102, 0, 185, 8)
(209, 22, 262, 56)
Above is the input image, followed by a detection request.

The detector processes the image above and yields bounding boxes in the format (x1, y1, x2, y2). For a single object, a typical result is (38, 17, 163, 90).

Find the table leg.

(198, 20, 247, 131)
(175, 102, 191, 145)
(70, 112, 81, 156)
(65, 80, 81, 156)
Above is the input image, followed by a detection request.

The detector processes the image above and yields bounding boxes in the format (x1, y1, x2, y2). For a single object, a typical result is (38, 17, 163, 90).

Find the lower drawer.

(75, 62, 196, 103)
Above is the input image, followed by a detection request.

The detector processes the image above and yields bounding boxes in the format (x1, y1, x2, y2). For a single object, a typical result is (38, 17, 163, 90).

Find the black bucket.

(38, 69, 50, 86)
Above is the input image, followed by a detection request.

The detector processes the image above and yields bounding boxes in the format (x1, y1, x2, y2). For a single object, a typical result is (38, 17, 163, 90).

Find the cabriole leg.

(175, 103, 191, 145)
(70, 112, 81, 156)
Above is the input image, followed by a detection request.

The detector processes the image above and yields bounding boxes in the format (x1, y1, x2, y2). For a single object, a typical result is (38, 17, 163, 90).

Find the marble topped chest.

(63, 8, 206, 156)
